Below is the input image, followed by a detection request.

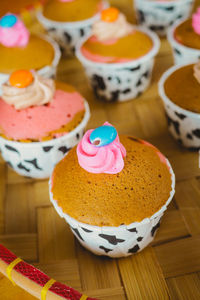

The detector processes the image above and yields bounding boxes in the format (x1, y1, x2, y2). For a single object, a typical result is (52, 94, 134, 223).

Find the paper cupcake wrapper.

(37, 1, 108, 56)
(49, 158, 175, 258)
(159, 64, 200, 150)
(0, 34, 61, 95)
(76, 27, 160, 102)
(168, 18, 200, 65)
(0, 101, 90, 179)
(134, 0, 194, 36)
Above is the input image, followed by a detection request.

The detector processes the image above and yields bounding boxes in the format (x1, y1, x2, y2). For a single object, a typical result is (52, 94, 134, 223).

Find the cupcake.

(76, 7, 160, 102)
(0, 70, 90, 178)
(37, 0, 108, 55)
(159, 62, 200, 149)
(49, 122, 175, 257)
(168, 7, 200, 65)
(0, 13, 61, 91)
(134, 0, 194, 36)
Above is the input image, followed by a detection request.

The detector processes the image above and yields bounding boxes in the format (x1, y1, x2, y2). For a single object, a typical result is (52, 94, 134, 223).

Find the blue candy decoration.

(90, 125, 117, 147)
(0, 14, 17, 28)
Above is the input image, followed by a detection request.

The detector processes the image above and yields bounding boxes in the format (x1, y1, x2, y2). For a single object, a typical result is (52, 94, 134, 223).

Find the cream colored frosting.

(193, 62, 200, 84)
(92, 13, 133, 41)
(2, 73, 55, 110)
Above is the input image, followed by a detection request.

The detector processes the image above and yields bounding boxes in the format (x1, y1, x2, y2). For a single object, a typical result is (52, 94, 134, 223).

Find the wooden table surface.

(1, 1, 200, 299)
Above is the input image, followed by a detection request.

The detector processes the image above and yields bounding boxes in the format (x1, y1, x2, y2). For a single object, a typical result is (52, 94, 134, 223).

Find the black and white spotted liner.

(37, 1, 108, 56)
(134, 0, 194, 36)
(76, 27, 160, 102)
(0, 35, 61, 95)
(49, 159, 175, 258)
(168, 18, 200, 65)
(159, 63, 200, 150)
(0, 102, 90, 179)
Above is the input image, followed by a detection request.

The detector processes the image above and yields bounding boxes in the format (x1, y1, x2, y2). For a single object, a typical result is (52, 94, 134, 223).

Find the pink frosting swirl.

(192, 8, 200, 35)
(77, 122, 126, 174)
(0, 15, 30, 48)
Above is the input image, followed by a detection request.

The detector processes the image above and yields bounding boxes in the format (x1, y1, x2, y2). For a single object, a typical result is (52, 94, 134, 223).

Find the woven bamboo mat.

(1, 0, 200, 299)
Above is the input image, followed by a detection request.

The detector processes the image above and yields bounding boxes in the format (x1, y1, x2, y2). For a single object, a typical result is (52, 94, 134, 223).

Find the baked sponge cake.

(164, 63, 200, 113)
(0, 13, 55, 74)
(174, 17, 200, 50)
(76, 7, 160, 102)
(0, 69, 90, 179)
(0, 70, 86, 142)
(51, 123, 173, 227)
(81, 7, 153, 63)
(43, 0, 104, 22)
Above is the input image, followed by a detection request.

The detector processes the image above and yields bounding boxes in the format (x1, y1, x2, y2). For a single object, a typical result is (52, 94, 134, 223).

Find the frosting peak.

(92, 9, 133, 42)
(2, 72, 55, 110)
(77, 122, 126, 174)
(192, 8, 200, 35)
(0, 14, 29, 48)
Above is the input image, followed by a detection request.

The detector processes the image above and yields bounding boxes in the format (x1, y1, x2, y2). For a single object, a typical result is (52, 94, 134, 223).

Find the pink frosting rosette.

(192, 8, 200, 35)
(0, 14, 30, 48)
(77, 122, 126, 174)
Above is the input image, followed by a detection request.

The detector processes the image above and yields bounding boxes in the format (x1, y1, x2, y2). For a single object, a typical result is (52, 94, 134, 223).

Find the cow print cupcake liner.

(49, 160, 175, 258)
(37, 1, 108, 56)
(134, 0, 194, 36)
(168, 19, 200, 65)
(76, 27, 160, 102)
(0, 35, 61, 95)
(0, 101, 90, 179)
(159, 64, 200, 150)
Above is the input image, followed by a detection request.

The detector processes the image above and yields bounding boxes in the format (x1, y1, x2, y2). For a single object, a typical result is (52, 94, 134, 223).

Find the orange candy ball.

(101, 7, 119, 23)
(9, 70, 34, 88)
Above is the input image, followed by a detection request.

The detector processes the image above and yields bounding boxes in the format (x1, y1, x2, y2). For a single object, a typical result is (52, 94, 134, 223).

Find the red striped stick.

(0, 244, 97, 300)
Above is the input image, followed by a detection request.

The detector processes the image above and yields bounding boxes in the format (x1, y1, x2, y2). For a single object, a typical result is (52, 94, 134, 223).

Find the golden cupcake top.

(174, 8, 200, 50)
(43, 0, 104, 22)
(164, 63, 200, 113)
(81, 7, 153, 63)
(51, 125, 172, 227)
(0, 14, 54, 73)
(0, 35, 55, 73)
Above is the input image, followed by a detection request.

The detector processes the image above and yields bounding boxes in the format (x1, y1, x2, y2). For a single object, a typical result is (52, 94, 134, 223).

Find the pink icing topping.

(0, 90, 85, 140)
(81, 35, 139, 63)
(77, 122, 126, 174)
(192, 8, 200, 35)
(81, 46, 132, 63)
(90, 36, 118, 45)
(0, 15, 29, 48)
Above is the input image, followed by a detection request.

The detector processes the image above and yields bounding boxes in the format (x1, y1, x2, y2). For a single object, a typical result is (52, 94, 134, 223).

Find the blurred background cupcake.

(0, 70, 90, 178)
(159, 61, 200, 150)
(76, 7, 160, 102)
(134, 0, 194, 36)
(168, 7, 200, 65)
(50, 122, 175, 258)
(0, 13, 60, 92)
(0, 0, 44, 25)
(37, 0, 108, 56)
